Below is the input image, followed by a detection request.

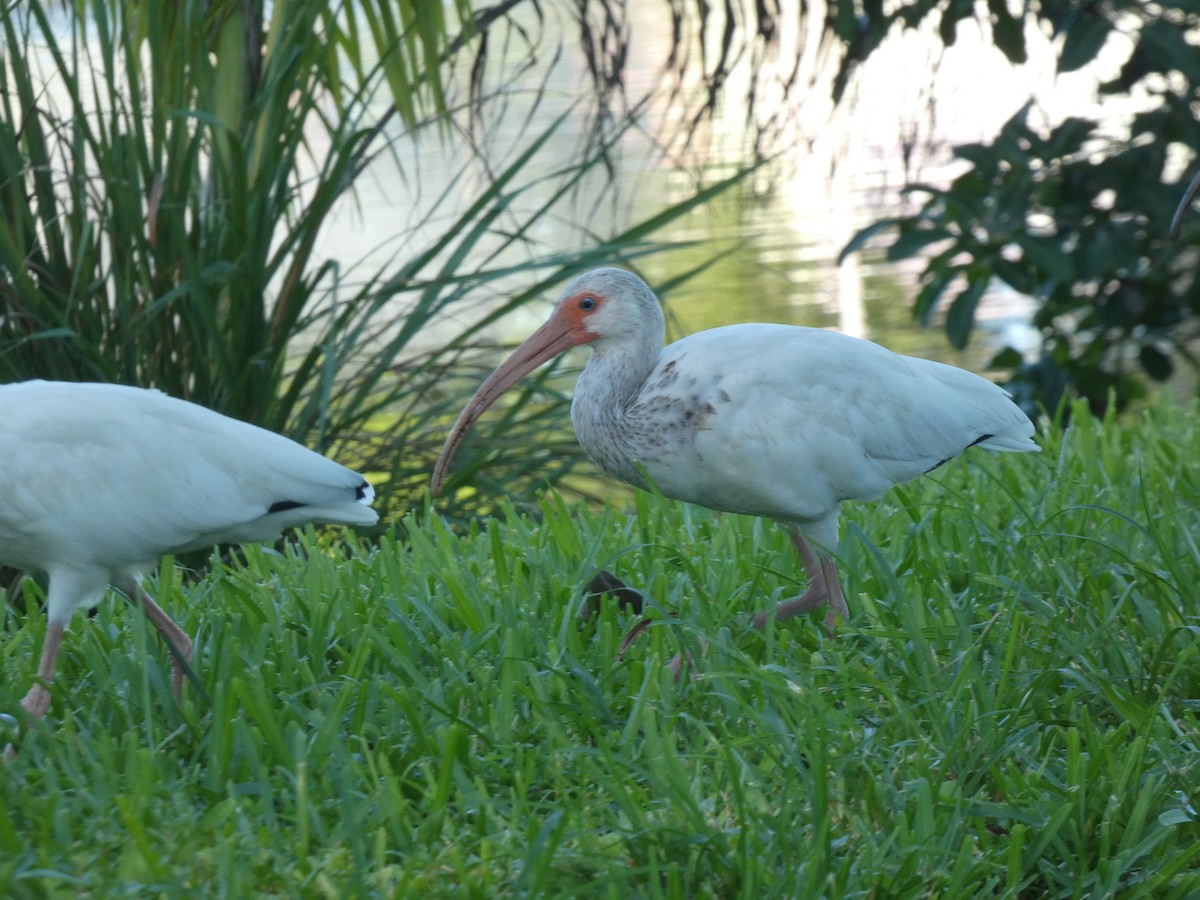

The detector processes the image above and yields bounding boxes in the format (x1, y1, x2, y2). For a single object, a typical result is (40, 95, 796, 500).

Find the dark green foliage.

(844, 1, 1200, 416)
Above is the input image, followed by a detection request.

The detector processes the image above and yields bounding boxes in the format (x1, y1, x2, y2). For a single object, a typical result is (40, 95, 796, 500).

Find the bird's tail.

(976, 426, 1040, 454)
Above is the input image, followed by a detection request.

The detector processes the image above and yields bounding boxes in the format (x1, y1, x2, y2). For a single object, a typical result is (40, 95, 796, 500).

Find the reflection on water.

(319, 4, 1136, 372)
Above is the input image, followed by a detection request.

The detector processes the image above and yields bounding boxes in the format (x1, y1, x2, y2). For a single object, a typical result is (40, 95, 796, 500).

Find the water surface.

(320, 5, 1137, 371)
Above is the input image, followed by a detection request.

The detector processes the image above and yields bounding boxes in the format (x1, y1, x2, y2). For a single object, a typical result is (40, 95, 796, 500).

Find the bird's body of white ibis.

(0, 380, 378, 730)
(432, 267, 1039, 633)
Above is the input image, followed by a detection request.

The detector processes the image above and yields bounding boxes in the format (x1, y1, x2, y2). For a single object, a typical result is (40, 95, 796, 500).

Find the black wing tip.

(923, 432, 997, 474)
(266, 479, 374, 516)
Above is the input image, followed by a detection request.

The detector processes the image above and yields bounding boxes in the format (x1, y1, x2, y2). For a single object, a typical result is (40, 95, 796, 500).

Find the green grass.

(2, 399, 1199, 898)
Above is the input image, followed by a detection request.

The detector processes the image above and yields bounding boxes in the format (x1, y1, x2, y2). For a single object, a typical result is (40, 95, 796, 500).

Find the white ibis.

(0, 380, 378, 729)
(432, 267, 1038, 636)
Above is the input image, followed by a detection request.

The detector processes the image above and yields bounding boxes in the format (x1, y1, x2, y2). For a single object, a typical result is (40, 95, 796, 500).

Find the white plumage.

(432, 267, 1039, 633)
(0, 380, 378, 727)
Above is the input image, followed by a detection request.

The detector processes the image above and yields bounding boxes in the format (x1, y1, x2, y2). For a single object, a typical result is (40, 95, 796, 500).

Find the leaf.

(1044, 117, 1098, 160)
(1157, 809, 1194, 827)
(954, 142, 1002, 175)
(938, 0, 972, 47)
(1014, 234, 1074, 283)
(913, 264, 962, 325)
(988, 0, 1027, 64)
(833, 0, 859, 42)
(838, 218, 903, 263)
(945, 276, 988, 348)
(886, 225, 953, 261)
(1058, 14, 1113, 74)
(1138, 345, 1173, 382)
(990, 258, 1037, 295)
(989, 347, 1025, 369)
(1138, 19, 1200, 84)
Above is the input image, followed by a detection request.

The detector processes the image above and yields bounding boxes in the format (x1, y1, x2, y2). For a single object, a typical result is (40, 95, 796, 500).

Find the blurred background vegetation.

(1, 0, 1197, 519)
(844, 0, 1200, 418)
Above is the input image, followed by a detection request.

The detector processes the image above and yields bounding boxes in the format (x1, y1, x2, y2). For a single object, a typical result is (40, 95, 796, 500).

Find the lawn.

(2, 400, 1198, 898)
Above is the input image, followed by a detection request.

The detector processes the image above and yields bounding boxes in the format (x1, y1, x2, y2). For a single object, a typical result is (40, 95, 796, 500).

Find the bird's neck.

(570, 338, 660, 485)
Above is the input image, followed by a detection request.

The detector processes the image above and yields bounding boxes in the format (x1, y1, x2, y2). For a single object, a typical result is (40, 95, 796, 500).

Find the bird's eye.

(579, 296, 596, 311)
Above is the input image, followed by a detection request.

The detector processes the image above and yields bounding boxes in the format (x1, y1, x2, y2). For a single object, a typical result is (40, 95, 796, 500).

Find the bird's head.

(554, 267, 664, 347)
(429, 267, 664, 496)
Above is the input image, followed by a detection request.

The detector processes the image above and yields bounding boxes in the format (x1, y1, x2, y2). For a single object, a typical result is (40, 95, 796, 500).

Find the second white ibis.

(431, 267, 1038, 632)
(1, 380, 379, 737)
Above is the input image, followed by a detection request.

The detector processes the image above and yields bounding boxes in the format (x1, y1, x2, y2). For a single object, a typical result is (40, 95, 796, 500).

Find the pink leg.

(20, 621, 66, 720)
(617, 617, 653, 660)
(821, 555, 849, 629)
(665, 648, 700, 682)
(133, 585, 193, 701)
(753, 532, 848, 630)
(611, 529, 852, 676)
(616, 618, 695, 683)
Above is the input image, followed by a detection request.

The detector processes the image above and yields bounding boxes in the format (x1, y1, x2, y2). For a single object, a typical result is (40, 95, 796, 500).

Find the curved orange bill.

(430, 304, 595, 496)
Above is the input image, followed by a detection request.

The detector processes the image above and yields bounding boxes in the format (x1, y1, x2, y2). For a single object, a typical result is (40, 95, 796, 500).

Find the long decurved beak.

(430, 306, 593, 496)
